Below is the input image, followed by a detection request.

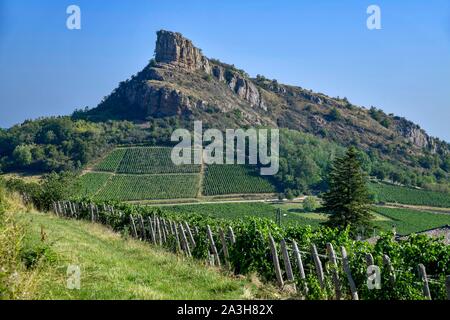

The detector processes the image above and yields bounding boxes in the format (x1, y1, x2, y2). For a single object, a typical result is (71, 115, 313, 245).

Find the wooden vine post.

(156, 217, 162, 245)
(129, 215, 138, 238)
(228, 226, 236, 245)
(326, 243, 342, 300)
(280, 239, 296, 292)
(383, 254, 396, 285)
(418, 264, 432, 300)
(138, 215, 146, 241)
(179, 223, 191, 257)
(268, 234, 284, 288)
(311, 243, 325, 289)
(161, 219, 167, 244)
(341, 246, 359, 300)
(148, 217, 156, 244)
(173, 222, 182, 252)
(184, 222, 196, 248)
(89, 204, 95, 222)
(292, 240, 308, 295)
(218, 228, 230, 269)
(206, 225, 221, 266)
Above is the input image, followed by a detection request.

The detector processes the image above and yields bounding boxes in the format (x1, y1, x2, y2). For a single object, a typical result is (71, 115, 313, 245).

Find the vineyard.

(94, 148, 127, 172)
(162, 202, 323, 228)
(203, 165, 277, 196)
(370, 182, 450, 208)
(117, 147, 201, 174)
(94, 174, 200, 201)
(373, 207, 450, 235)
(78, 147, 279, 200)
(51, 200, 450, 300)
(159, 202, 450, 236)
(77, 172, 111, 197)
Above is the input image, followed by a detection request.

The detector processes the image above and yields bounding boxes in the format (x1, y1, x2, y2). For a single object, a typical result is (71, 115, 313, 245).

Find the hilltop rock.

(155, 30, 211, 73)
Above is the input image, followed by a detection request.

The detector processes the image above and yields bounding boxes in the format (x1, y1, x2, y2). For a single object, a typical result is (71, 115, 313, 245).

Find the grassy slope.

(17, 212, 257, 300)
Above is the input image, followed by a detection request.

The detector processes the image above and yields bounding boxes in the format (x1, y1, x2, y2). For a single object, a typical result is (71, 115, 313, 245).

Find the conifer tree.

(323, 147, 373, 232)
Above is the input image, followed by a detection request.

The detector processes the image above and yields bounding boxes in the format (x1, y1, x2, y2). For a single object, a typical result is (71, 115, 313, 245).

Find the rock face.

(155, 30, 211, 73)
(154, 30, 265, 110)
(396, 120, 435, 150)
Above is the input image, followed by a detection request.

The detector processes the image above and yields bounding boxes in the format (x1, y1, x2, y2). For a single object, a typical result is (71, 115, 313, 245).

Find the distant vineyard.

(95, 174, 200, 201)
(373, 207, 450, 235)
(94, 148, 127, 172)
(370, 182, 450, 208)
(203, 165, 277, 196)
(162, 202, 323, 228)
(117, 147, 201, 174)
(77, 172, 111, 197)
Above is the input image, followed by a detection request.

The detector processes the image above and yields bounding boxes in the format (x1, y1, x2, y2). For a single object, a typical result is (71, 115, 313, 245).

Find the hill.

(0, 30, 448, 195)
(80, 30, 449, 179)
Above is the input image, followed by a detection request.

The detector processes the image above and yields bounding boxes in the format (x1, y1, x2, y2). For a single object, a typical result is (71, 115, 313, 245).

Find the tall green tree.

(323, 147, 373, 232)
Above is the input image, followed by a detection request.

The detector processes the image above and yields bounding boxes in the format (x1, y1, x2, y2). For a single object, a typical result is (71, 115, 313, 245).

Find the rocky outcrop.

(210, 64, 266, 110)
(155, 30, 211, 74)
(396, 121, 434, 149)
(154, 30, 265, 110)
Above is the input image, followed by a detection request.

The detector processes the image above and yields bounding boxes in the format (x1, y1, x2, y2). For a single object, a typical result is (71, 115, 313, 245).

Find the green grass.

(17, 212, 257, 300)
(369, 182, 450, 208)
(94, 148, 127, 172)
(203, 165, 277, 196)
(77, 172, 111, 197)
(95, 174, 200, 201)
(373, 207, 450, 235)
(117, 147, 201, 174)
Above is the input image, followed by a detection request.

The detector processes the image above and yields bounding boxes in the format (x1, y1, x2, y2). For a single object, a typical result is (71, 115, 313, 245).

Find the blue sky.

(0, 0, 449, 141)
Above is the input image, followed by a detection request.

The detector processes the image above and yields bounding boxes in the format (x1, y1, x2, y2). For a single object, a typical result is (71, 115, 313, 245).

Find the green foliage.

(38, 172, 81, 211)
(0, 117, 149, 173)
(12, 145, 33, 167)
(5, 172, 80, 211)
(94, 174, 200, 201)
(303, 197, 319, 212)
(373, 207, 450, 235)
(326, 107, 342, 121)
(116, 147, 200, 174)
(369, 182, 450, 207)
(230, 218, 282, 280)
(94, 148, 127, 172)
(76, 172, 112, 198)
(203, 165, 277, 196)
(275, 129, 343, 194)
(323, 147, 373, 232)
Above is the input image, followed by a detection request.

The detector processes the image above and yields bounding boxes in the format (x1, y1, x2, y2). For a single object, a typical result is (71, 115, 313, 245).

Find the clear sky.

(0, 0, 449, 142)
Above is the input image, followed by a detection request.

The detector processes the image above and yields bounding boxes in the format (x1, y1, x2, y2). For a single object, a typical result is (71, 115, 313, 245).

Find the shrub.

(303, 197, 319, 212)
